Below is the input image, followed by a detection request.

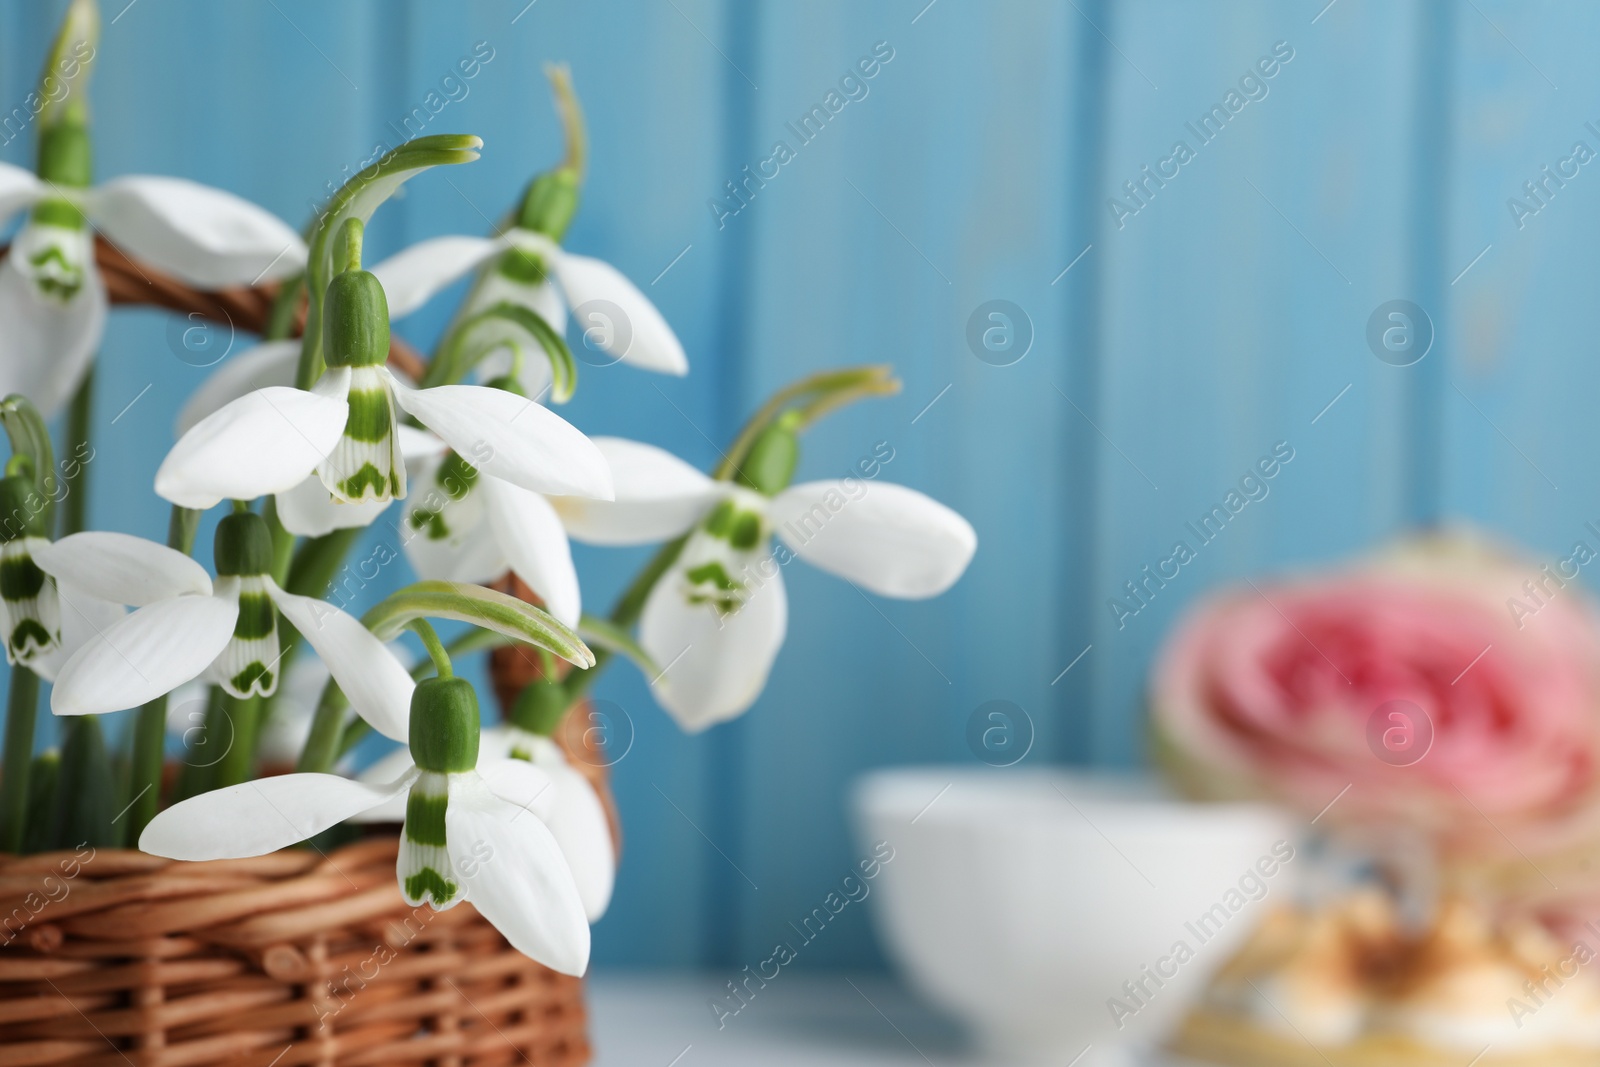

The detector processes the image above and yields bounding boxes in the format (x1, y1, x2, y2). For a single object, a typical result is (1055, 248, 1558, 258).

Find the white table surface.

(587, 972, 1202, 1067)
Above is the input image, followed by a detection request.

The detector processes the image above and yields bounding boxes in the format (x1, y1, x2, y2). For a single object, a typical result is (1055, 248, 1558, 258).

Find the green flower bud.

(515, 167, 580, 240)
(323, 269, 391, 369)
(409, 677, 481, 774)
(213, 512, 273, 576)
(508, 680, 570, 738)
(735, 411, 802, 496)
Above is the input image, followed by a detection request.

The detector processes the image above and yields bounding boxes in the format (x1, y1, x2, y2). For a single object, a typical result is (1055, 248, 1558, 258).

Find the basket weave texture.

(0, 243, 602, 1065)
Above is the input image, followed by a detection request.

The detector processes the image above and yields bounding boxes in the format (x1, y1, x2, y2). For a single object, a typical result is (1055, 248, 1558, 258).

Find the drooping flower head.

(557, 425, 977, 730)
(154, 220, 613, 522)
(141, 643, 594, 975)
(46, 511, 408, 716)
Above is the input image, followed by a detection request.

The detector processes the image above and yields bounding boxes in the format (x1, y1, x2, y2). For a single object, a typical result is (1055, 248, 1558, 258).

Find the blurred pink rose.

(1153, 534, 1600, 862)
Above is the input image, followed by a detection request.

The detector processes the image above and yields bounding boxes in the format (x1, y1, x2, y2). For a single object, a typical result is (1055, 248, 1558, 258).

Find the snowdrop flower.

(0, 0, 304, 415)
(399, 432, 582, 626)
(369, 67, 684, 393)
(0, 167, 305, 414)
(48, 511, 412, 717)
(153, 263, 613, 517)
(140, 674, 592, 975)
(373, 228, 686, 395)
(556, 438, 977, 730)
(0, 472, 123, 676)
(358, 713, 614, 921)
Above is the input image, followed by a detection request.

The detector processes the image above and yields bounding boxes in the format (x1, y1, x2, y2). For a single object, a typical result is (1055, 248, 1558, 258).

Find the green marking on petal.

(9, 619, 53, 657)
(703, 499, 736, 538)
(229, 662, 274, 694)
(26, 246, 83, 300)
(344, 387, 393, 443)
(404, 867, 458, 905)
(410, 507, 450, 540)
(0, 555, 46, 601)
(728, 511, 762, 550)
(405, 789, 449, 847)
(339, 463, 390, 499)
(496, 247, 547, 285)
(437, 452, 479, 501)
(233, 590, 276, 641)
(685, 560, 740, 593)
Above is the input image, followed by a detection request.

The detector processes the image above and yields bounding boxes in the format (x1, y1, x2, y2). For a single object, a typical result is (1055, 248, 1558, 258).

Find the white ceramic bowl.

(853, 767, 1297, 1064)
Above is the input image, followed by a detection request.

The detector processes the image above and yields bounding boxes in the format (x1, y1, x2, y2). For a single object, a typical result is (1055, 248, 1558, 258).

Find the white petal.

(0, 163, 43, 219)
(398, 454, 505, 583)
(640, 551, 788, 731)
(276, 474, 391, 537)
(551, 437, 722, 545)
(155, 386, 348, 509)
(397, 424, 449, 461)
(483, 479, 580, 627)
(387, 372, 613, 500)
(32, 531, 213, 606)
(32, 581, 125, 684)
(769, 480, 977, 598)
(0, 237, 105, 417)
(370, 234, 504, 319)
(265, 581, 413, 742)
(447, 776, 591, 975)
(140, 772, 413, 861)
(551, 251, 687, 375)
(175, 339, 301, 436)
(50, 594, 237, 716)
(90, 176, 306, 286)
(486, 742, 615, 921)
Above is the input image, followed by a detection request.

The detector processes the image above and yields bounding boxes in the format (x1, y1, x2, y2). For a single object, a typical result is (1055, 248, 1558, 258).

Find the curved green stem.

(308, 628, 511, 771)
(712, 365, 896, 482)
(408, 619, 452, 679)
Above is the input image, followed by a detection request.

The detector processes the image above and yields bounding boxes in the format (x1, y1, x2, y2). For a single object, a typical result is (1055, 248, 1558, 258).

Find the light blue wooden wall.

(0, 0, 1590, 970)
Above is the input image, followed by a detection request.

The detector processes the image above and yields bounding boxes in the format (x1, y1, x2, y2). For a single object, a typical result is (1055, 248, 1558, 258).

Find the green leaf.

(577, 614, 658, 677)
(298, 135, 484, 388)
(431, 301, 577, 399)
(363, 580, 594, 669)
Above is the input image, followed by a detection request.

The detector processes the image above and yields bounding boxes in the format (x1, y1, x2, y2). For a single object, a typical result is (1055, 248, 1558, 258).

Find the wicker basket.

(0, 243, 603, 1066)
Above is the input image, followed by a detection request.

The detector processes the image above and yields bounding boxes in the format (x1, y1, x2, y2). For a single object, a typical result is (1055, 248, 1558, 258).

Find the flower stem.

(0, 667, 39, 853)
(408, 619, 452, 678)
(59, 366, 93, 537)
(212, 694, 261, 789)
(711, 365, 896, 483)
(54, 715, 114, 849)
(547, 63, 587, 180)
(305, 628, 508, 772)
(561, 532, 690, 704)
(124, 504, 201, 843)
(262, 273, 304, 343)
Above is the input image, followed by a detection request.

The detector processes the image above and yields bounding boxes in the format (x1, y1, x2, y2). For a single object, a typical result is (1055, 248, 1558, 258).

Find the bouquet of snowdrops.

(0, 0, 976, 977)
